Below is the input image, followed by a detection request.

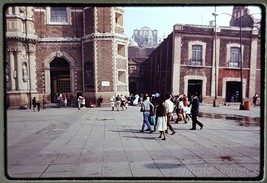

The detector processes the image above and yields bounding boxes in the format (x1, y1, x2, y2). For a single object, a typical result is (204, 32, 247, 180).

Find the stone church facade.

(5, 6, 129, 107)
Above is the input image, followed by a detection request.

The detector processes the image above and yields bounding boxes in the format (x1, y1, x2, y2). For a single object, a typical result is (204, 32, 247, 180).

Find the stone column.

(9, 51, 16, 90)
(28, 51, 37, 92)
(26, 7, 33, 18)
(7, 7, 12, 15)
(14, 7, 19, 15)
(44, 68, 50, 95)
(15, 51, 23, 90)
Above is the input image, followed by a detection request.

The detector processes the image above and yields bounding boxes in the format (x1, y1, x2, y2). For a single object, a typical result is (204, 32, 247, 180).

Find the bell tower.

(5, 6, 38, 107)
(82, 7, 129, 100)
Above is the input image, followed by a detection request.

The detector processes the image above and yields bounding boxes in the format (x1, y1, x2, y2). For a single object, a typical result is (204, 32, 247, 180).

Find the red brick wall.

(84, 8, 94, 35)
(34, 7, 83, 38)
(96, 7, 112, 33)
(96, 40, 114, 92)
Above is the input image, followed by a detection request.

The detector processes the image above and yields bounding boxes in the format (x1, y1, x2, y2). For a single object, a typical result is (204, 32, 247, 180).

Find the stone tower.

(82, 7, 129, 101)
(5, 6, 38, 107)
(230, 6, 255, 28)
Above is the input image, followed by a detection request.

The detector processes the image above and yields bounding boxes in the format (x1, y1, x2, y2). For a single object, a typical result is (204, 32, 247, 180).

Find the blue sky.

(124, 5, 262, 39)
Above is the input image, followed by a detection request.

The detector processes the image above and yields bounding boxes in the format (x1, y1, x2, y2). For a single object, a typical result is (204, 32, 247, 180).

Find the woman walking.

(156, 100, 167, 140)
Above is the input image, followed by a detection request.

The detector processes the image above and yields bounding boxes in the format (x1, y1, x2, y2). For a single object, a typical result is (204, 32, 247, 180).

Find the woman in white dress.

(156, 100, 167, 140)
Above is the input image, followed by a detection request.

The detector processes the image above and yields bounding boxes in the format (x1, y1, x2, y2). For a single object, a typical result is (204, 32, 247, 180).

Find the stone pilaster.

(15, 51, 23, 90)
(9, 51, 16, 91)
(172, 26, 182, 95)
(28, 48, 37, 92)
(249, 36, 258, 98)
(211, 36, 220, 97)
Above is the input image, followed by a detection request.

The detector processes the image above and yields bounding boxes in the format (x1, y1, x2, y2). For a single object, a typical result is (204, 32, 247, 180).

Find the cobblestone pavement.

(5, 104, 263, 181)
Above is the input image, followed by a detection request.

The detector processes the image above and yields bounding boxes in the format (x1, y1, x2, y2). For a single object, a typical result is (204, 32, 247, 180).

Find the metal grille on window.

(192, 45, 202, 65)
(229, 47, 240, 67)
(57, 79, 70, 93)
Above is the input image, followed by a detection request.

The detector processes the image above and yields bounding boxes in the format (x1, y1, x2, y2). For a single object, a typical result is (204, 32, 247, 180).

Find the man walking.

(140, 95, 154, 133)
(190, 92, 203, 130)
(165, 94, 176, 135)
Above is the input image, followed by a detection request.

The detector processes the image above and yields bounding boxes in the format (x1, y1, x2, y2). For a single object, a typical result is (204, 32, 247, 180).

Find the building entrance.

(50, 58, 70, 103)
(129, 81, 137, 95)
(226, 81, 241, 102)
(187, 80, 202, 102)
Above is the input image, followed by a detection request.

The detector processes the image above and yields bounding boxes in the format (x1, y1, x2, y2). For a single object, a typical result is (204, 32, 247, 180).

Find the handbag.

(150, 104, 155, 115)
(178, 113, 184, 121)
(150, 115, 156, 125)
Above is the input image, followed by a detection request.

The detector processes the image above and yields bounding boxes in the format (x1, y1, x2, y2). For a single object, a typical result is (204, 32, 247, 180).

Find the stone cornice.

(82, 33, 128, 41)
(38, 37, 81, 42)
(6, 32, 38, 41)
(6, 33, 128, 43)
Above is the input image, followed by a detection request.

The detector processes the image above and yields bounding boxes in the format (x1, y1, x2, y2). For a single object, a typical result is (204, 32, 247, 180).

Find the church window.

(51, 7, 67, 22)
(46, 7, 70, 25)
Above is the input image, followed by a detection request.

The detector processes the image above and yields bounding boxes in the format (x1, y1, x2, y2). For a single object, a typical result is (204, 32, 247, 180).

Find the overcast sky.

(124, 5, 262, 39)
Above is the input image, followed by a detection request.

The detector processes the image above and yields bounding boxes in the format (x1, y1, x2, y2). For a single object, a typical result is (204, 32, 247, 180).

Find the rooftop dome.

(128, 39, 139, 47)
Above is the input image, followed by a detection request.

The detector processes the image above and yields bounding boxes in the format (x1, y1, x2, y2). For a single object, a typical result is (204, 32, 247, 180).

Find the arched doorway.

(129, 81, 137, 95)
(50, 58, 70, 103)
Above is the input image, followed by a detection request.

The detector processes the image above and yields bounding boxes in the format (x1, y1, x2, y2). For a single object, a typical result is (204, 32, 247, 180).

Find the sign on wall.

(102, 81, 110, 87)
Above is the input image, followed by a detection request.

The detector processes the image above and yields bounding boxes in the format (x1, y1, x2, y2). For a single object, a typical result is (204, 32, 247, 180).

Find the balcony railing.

(188, 59, 203, 66)
(227, 60, 240, 68)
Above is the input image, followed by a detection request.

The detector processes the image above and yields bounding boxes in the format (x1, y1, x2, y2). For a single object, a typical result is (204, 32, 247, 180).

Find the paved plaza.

(5, 104, 263, 181)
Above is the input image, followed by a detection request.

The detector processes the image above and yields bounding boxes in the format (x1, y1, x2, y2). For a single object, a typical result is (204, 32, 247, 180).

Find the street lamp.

(212, 11, 260, 110)
(212, 12, 218, 107)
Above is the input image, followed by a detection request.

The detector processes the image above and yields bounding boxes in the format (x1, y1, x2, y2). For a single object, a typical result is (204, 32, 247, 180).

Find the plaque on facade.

(101, 81, 110, 87)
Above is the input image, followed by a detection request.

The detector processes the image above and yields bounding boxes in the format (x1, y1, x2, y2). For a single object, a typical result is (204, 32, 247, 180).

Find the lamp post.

(212, 12, 218, 107)
(239, 17, 244, 110)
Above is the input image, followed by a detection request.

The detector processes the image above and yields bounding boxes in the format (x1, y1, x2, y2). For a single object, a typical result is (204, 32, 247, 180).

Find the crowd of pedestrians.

(109, 95, 129, 111)
(29, 91, 203, 139)
(138, 92, 203, 140)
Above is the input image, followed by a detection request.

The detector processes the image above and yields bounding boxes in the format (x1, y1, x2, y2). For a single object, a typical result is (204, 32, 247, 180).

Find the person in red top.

(183, 94, 188, 107)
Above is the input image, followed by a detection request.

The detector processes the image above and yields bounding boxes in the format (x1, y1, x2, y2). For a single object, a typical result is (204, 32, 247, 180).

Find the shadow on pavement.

(144, 162, 185, 169)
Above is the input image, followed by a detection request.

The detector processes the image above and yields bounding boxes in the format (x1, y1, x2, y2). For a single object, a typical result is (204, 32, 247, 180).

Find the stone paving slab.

(5, 104, 263, 181)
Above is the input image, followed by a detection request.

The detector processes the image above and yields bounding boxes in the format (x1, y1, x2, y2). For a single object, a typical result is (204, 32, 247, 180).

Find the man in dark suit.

(190, 92, 203, 130)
